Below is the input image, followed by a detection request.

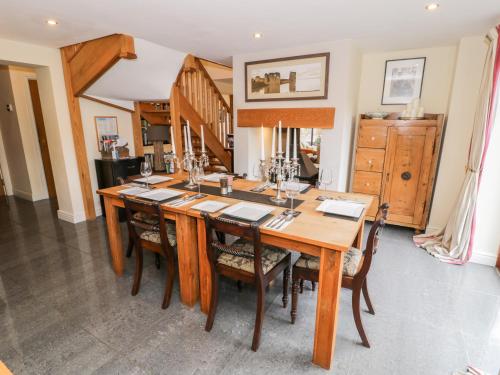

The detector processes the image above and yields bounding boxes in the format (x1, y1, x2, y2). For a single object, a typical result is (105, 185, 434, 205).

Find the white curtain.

(414, 26, 499, 264)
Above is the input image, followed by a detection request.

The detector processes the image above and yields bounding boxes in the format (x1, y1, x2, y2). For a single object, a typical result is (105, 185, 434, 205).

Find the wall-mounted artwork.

(245, 53, 330, 102)
(381, 57, 426, 105)
(95, 116, 118, 151)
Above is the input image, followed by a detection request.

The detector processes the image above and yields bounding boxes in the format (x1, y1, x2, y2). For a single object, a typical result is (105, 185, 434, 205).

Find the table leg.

(175, 213, 200, 307)
(354, 218, 365, 249)
(313, 248, 344, 369)
(197, 218, 210, 314)
(104, 196, 124, 276)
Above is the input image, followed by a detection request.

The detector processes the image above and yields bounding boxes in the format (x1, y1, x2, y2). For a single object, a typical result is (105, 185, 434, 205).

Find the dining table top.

(97, 172, 373, 253)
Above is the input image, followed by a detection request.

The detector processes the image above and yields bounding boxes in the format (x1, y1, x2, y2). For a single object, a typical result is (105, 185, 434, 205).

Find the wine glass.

(317, 168, 333, 191)
(285, 178, 301, 215)
(193, 165, 205, 198)
(140, 161, 152, 189)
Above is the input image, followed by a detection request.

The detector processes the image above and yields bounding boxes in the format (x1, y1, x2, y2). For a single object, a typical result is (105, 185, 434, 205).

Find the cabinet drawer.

(367, 195, 380, 217)
(352, 171, 382, 195)
(355, 148, 385, 172)
(358, 125, 387, 148)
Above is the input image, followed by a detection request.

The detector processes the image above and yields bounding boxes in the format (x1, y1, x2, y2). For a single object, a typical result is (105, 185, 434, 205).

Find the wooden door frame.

(28, 79, 58, 203)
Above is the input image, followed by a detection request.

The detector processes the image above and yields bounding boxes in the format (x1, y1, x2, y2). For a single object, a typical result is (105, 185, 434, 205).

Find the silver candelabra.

(182, 149, 209, 189)
(260, 152, 300, 204)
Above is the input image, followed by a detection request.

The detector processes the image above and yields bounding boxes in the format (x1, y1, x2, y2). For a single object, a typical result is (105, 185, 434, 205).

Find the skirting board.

(57, 209, 86, 224)
(470, 251, 497, 267)
(13, 189, 33, 201)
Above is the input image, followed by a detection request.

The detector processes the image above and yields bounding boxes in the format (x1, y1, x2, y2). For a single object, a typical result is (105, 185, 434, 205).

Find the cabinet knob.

(371, 136, 375, 141)
(401, 171, 412, 181)
(368, 160, 373, 164)
(365, 182, 370, 186)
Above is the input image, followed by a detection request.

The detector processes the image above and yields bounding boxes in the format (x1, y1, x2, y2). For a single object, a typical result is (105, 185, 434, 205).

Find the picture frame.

(381, 57, 426, 105)
(245, 52, 330, 102)
(95, 116, 118, 151)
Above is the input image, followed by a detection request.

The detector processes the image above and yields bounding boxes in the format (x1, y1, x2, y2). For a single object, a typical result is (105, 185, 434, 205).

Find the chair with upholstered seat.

(122, 196, 177, 309)
(290, 203, 389, 348)
(201, 212, 291, 351)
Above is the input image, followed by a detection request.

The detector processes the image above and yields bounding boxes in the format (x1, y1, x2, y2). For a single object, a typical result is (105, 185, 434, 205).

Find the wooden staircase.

(170, 55, 233, 172)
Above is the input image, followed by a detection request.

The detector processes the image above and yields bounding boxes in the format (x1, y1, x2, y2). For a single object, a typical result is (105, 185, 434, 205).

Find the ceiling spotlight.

(253, 32, 263, 39)
(425, 3, 439, 11)
(46, 19, 58, 26)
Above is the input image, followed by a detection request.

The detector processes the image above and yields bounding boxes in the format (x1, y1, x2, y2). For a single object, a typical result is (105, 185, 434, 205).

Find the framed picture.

(95, 116, 118, 151)
(245, 52, 330, 102)
(381, 57, 426, 105)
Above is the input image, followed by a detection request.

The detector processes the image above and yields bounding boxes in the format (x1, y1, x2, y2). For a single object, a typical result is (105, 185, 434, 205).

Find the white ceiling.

(0, 0, 499, 63)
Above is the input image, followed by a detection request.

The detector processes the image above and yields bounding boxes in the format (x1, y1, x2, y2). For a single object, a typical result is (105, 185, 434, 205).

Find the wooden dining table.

(97, 172, 372, 370)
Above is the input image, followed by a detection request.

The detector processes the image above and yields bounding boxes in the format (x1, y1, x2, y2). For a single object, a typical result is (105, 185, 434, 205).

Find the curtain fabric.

(414, 25, 500, 264)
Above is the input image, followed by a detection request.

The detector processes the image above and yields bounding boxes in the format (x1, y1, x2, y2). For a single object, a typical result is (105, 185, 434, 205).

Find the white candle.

(293, 128, 297, 159)
(170, 125, 176, 155)
(183, 125, 188, 152)
(271, 126, 276, 158)
(186, 121, 192, 153)
(278, 121, 282, 154)
(285, 127, 290, 161)
(260, 124, 265, 160)
(201, 125, 206, 152)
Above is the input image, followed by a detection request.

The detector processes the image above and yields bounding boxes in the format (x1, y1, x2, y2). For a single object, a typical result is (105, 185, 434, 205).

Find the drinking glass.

(140, 161, 152, 189)
(193, 165, 205, 198)
(285, 178, 301, 215)
(317, 168, 333, 191)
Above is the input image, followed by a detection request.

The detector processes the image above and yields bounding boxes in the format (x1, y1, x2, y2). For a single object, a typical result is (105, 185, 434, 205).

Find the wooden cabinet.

(351, 113, 444, 231)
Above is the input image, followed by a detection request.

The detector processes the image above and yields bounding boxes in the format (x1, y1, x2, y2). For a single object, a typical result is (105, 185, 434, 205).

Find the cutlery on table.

(167, 194, 189, 206)
(274, 213, 294, 230)
(266, 212, 286, 228)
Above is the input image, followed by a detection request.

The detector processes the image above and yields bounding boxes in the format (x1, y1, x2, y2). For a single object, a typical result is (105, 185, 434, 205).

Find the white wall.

(79, 97, 135, 216)
(427, 37, 488, 232)
(9, 66, 49, 201)
(357, 46, 457, 115)
(0, 37, 86, 222)
(233, 40, 361, 191)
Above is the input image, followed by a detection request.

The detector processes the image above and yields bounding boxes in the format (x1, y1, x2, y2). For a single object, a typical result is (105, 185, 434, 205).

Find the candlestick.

(277, 121, 282, 154)
(285, 127, 290, 161)
(201, 125, 205, 152)
(260, 124, 265, 160)
(293, 128, 297, 159)
(271, 126, 276, 158)
(170, 126, 176, 155)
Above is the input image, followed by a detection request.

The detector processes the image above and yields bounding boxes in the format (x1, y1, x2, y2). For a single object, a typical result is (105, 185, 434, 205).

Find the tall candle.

(277, 121, 282, 154)
(271, 126, 276, 158)
(201, 125, 205, 152)
(183, 125, 188, 152)
(285, 127, 290, 161)
(170, 125, 176, 155)
(186, 121, 192, 153)
(260, 124, 265, 160)
(293, 128, 297, 159)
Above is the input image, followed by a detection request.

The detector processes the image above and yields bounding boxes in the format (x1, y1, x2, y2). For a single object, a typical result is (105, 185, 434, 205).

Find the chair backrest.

(121, 195, 173, 254)
(356, 203, 389, 279)
(201, 212, 265, 279)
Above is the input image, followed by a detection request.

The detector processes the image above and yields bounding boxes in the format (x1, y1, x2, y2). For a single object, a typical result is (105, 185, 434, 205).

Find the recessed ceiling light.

(253, 32, 263, 39)
(46, 19, 58, 26)
(425, 3, 439, 11)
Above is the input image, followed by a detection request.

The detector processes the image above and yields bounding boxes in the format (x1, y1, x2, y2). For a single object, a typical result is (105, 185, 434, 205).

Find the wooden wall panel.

(237, 107, 335, 128)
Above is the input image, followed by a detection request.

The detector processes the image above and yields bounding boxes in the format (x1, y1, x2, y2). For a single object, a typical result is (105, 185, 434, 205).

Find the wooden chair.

(122, 196, 177, 309)
(290, 203, 389, 348)
(202, 212, 291, 351)
(116, 177, 161, 269)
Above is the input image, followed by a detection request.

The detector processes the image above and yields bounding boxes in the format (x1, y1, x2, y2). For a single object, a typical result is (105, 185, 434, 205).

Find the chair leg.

(205, 274, 219, 332)
(252, 282, 266, 351)
(282, 266, 290, 308)
(155, 253, 161, 270)
(126, 233, 134, 258)
(362, 279, 375, 315)
(162, 257, 175, 309)
(299, 279, 304, 294)
(352, 283, 370, 348)
(311, 281, 316, 291)
(236, 280, 243, 292)
(291, 276, 299, 324)
(131, 244, 143, 296)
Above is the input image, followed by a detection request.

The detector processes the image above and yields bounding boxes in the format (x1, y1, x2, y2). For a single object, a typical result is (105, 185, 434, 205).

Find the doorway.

(28, 79, 57, 204)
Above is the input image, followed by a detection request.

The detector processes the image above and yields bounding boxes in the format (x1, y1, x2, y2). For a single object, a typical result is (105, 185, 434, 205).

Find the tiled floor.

(0, 197, 499, 375)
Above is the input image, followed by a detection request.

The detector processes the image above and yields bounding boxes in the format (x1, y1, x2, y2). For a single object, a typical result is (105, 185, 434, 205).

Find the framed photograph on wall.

(381, 57, 426, 105)
(245, 52, 330, 102)
(95, 116, 118, 151)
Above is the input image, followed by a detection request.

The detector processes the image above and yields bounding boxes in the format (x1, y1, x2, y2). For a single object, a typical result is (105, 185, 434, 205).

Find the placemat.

(218, 213, 274, 226)
(168, 182, 304, 209)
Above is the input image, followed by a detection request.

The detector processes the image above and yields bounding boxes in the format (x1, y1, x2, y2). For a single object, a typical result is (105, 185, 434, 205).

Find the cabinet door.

(382, 126, 436, 226)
